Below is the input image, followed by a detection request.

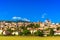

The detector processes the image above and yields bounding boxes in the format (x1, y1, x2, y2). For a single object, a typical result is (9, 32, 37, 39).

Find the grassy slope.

(0, 36, 60, 40)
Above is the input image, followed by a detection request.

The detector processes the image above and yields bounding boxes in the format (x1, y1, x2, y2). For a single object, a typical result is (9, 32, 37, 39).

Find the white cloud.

(12, 16, 21, 20)
(22, 18, 30, 22)
(41, 13, 47, 18)
(12, 16, 30, 22)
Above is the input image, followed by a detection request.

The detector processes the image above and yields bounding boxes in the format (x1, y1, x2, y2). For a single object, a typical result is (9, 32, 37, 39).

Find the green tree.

(57, 27, 60, 30)
(49, 28, 54, 36)
(27, 23, 35, 28)
(23, 30, 31, 36)
(20, 26, 27, 30)
(34, 30, 44, 36)
(35, 24, 40, 28)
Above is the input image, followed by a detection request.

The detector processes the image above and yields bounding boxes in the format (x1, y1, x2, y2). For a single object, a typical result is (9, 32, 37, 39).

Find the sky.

(0, 0, 60, 22)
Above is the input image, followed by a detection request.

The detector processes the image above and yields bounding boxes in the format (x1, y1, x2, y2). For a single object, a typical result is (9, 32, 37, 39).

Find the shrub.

(19, 32, 23, 36)
(7, 29, 13, 33)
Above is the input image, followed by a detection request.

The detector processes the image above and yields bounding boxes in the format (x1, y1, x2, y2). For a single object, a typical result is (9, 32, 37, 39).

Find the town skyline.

(0, 0, 60, 22)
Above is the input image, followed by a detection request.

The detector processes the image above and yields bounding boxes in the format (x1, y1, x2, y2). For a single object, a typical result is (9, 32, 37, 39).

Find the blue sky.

(0, 0, 60, 22)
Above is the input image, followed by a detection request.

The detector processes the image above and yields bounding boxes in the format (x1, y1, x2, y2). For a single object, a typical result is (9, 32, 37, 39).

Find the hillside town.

(0, 19, 60, 36)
